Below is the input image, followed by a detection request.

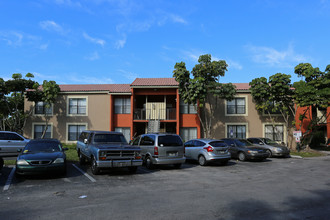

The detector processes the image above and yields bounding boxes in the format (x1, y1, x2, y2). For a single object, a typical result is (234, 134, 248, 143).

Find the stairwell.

(147, 119, 160, 133)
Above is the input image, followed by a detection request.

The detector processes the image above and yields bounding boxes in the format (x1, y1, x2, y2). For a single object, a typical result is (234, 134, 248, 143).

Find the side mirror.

(259, 142, 264, 145)
(17, 149, 22, 152)
(84, 139, 88, 144)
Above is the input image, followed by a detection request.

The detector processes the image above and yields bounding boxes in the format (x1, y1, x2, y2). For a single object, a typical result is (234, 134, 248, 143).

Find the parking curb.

(290, 155, 303, 159)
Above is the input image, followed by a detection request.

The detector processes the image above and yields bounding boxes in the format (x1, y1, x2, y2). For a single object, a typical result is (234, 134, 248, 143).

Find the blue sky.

(1, 0, 330, 85)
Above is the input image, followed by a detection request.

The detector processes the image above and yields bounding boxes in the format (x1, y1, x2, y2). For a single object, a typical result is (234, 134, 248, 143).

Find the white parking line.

(72, 164, 96, 183)
(3, 167, 15, 191)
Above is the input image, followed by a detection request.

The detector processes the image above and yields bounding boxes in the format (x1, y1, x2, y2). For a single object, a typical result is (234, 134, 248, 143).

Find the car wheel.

(198, 155, 207, 166)
(267, 150, 272, 158)
(91, 157, 100, 175)
(128, 166, 138, 173)
(145, 156, 154, 170)
(238, 152, 246, 161)
(0, 158, 4, 171)
(173, 163, 182, 169)
(78, 151, 86, 165)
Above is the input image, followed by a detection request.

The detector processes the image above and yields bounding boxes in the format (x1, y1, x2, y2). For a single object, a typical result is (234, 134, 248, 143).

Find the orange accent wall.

(295, 106, 312, 134)
(109, 95, 113, 131)
(180, 114, 201, 138)
(113, 114, 131, 127)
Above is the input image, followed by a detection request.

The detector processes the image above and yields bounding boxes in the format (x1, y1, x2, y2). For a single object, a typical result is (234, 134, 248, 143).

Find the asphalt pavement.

(1, 156, 330, 220)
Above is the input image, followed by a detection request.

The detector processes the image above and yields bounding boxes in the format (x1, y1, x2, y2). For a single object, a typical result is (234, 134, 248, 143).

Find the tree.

(249, 73, 295, 148)
(0, 73, 36, 133)
(293, 63, 330, 147)
(173, 54, 236, 138)
(26, 80, 60, 138)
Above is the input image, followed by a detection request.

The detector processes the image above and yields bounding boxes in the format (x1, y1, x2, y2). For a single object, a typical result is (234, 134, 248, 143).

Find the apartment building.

(24, 77, 324, 147)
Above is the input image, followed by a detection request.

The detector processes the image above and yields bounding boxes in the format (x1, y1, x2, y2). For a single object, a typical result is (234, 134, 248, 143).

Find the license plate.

(169, 153, 176, 156)
(218, 151, 225, 154)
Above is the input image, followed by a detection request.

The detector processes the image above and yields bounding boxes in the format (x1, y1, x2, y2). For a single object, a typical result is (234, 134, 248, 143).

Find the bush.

(310, 131, 326, 148)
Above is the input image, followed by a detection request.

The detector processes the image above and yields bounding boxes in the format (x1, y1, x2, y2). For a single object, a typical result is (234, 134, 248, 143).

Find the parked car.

(184, 139, 231, 166)
(0, 131, 30, 170)
(220, 138, 269, 161)
(247, 137, 290, 157)
(15, 139, 67, 176)
(131, 133, 185, 169)
(77, 130, 142, 175)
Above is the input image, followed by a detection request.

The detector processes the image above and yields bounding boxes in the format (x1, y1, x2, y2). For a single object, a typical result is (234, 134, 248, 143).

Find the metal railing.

(133, 108, 176, 120)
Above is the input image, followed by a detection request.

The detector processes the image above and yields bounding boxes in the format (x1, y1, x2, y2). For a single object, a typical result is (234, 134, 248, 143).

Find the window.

(180, 127, 197, 142)
(69, 98, 87, 115)
(68, 124, 86, 141)
(179, 99, 197, 114)
(114, 98, 131, 114)
(227, 98, 246, 114)
(115, 127, 131, 143)
(140, 135, 155, 145)
(34, 124, 52, 139)
(265, 125, 284, 142)
(227, 125, 246, 139)
(264, 101, 281, 115)
(35, 102, 52, 115)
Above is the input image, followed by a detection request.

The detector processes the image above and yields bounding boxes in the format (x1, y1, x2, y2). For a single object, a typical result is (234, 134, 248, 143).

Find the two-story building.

(24, 77, 328, 147)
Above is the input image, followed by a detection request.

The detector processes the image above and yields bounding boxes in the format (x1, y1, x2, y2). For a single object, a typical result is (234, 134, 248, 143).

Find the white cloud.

(169, 14, 187, 24)
(115, 35, 127, 49)
(83, 32, 106, 46)
(118, 69, 139, 81)
(0, 31, 23, 46)
(39, 44, 48, 50)
(84, 51, 100, 61)
(67, 75, 114, 84)
(39, 20, 66, 35)
(246, 44, 307, 67)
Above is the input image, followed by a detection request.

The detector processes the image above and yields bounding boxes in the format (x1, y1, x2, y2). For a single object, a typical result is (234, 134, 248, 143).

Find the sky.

(1, 0, 330, 85)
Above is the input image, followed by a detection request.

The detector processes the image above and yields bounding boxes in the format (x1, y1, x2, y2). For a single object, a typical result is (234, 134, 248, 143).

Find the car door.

(222, 139, 238, 158)
(139, 135, 155, 157)
(192, 140, 206, 160)
(184, 140, 194, 159)
(0, 132, 27, 157)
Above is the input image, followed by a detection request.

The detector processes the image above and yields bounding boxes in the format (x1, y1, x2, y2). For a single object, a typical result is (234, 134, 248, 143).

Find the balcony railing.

(134, 108, 176, 120)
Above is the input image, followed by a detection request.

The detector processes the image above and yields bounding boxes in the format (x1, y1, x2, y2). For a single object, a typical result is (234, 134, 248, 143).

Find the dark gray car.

(220, 138, 269, 161)
(247, 137, 290, 157)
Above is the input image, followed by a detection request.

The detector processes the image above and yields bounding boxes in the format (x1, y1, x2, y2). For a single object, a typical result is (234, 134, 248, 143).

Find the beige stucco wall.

(204, 92, 295, 146)
(24, 93, 110, 143)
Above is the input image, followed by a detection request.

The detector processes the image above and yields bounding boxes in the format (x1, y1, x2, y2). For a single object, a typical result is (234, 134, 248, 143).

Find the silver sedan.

(184, 139, 231, 166)
(247, 138, 290, 157)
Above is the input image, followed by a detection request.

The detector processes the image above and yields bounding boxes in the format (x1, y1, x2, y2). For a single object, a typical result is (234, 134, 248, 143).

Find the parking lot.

(1, 156, 330, 220)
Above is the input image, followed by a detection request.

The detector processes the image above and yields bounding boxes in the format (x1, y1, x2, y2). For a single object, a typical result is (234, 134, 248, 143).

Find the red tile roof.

(131, 78, 179, 87)
(232, 83, 250, 90)
(59, 84, 131, 93)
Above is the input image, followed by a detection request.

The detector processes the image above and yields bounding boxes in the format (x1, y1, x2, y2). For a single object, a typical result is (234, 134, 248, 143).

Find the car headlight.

(99, 151, 107, 157)
(53, 158, 65, 164)
(16, 159, 29, 165)
(274, 148, 282, 152)
(247, 150, 258, 154)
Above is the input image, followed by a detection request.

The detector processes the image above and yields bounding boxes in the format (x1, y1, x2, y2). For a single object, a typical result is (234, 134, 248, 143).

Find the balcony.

(134, 108, 176, 120)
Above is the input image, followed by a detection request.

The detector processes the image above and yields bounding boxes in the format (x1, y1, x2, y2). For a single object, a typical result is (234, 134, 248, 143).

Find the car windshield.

(234, 139, 253, 147)
(262, 138, 278, 145)
(94, 134, 127, 144)
(209, 141, 227, 147)
(24, 142, 62, 153)
(158, 135, 183, 147)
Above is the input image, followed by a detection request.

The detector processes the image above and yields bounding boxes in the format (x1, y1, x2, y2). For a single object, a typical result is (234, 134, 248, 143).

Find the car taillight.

(203, 146, 214, 152)
(154, 146, 159, 155)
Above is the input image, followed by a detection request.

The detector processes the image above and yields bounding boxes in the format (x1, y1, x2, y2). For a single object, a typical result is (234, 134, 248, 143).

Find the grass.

(4, 144, 79, 166)
(290, 151, 326, 157)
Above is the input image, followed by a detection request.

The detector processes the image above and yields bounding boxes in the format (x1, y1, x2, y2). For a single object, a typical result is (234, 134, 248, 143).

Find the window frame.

(179, 99, 197, 114)
(225, 123, 249, 139)
(263, 123, 286, 143)
(225, 95, 248, 116)
(114, 97, 131, 114)
(33, 101, 53, 116)
(66, 123, 88, 143)
(66, 96, 88, 116)
(32, 122, 53, 139)
(179, 127, 198, 142)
